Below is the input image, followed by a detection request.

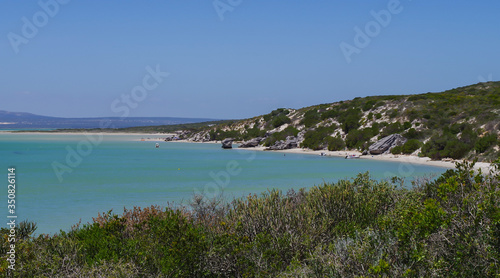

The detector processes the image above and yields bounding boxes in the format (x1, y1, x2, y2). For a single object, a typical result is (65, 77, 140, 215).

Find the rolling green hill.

(186, 81, 500, 162)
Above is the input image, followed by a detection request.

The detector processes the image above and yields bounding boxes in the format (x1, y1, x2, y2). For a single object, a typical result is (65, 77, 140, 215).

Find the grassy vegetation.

(2, 161, 500, 277)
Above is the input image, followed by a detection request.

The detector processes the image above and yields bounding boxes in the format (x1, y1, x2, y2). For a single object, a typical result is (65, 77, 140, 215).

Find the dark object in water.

(222, 138, 233, 149)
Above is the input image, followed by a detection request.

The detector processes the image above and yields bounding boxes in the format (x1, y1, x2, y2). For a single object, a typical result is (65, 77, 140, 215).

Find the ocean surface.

(0, 133, 448, 235)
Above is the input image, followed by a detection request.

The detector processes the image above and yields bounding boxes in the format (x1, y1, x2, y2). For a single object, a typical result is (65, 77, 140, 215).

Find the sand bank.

(234, 146, 493, 173)
(0, 131, 177, 137)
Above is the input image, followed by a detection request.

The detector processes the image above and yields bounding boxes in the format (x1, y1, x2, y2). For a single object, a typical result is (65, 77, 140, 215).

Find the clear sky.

(1, 1, 499, 119)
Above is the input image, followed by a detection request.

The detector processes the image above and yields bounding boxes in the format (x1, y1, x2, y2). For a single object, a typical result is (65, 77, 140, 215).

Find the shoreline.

(2, 131, 493, 172)
(164, 139, 493, 172)
(234, 146, 493, 172)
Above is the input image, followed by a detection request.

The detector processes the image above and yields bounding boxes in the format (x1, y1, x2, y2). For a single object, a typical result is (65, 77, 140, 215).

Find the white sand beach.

(233, 145, 494, 173)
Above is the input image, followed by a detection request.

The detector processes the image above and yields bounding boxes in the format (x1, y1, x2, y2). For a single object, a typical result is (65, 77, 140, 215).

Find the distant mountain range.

(0, 110, 217, 129)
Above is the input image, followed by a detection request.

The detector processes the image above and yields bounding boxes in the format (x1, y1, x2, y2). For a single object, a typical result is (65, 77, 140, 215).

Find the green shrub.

(301, 125, 337, 150)
(263, 108, 290, 126)
(422, 132, 473, 160)
(402, 139, 422, 154)
(346, 128, 376, 150)
(404, 128, 424, 139)
(338, 108, 362, 133)
(327, 136, 345, 151)
(381, 122, 403, 137)
(271, 114, 291, 128)
(5, 163, 500, 277)
(388, 109, 398, 118)
(301, 109, 321, 128)
(475, 133, 498, 153)
(321, 108, 340, 120)
(209, 128, 241, 141)
(242, 126, 266, 140)
(391, 145, 402, 154)
(405, 109, 420, 122)
(362, 100, 377, 111)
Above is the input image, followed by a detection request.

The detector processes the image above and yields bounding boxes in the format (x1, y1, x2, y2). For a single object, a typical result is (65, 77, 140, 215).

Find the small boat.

(155, 143, 159, 148)
(345, 154, 360, 159)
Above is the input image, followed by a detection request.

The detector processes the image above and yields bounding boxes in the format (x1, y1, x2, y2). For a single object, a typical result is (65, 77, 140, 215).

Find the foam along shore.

(233, 145, 493, 173)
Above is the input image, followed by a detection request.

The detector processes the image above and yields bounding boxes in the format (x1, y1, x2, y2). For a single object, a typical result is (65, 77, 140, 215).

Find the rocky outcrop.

(369, 134, 407, 155)
(296, 130, 306, 145)
(190, 132, 210, 142)
(221, 138, 234, 149)
(266, 136, 298, 150)
(239, 137, 264, 148)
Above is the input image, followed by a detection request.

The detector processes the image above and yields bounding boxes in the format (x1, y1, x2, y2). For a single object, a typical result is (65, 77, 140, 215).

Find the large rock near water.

(369, 134, 407, 155)
(239, 137, 264, 148)
(266, 136, 298, 150)
(221, 138, 234, 149)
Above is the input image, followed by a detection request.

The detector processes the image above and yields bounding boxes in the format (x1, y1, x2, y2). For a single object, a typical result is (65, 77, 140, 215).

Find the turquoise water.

(0, 133, 448, 235)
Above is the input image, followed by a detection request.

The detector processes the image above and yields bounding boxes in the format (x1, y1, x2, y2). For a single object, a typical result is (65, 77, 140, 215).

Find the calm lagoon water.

(0, 133, 448, 235)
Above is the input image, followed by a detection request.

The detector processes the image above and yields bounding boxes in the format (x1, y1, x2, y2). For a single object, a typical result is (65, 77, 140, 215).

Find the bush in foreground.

(1, 161, 499, 277)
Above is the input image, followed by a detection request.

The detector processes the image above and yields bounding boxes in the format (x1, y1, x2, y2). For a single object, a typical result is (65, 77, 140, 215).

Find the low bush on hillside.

(402, 139, 422, 154)
(475, 133, 498, 153)
(338, 108, 362, 133)
(3, 161, 499, 277)
(327, 136, 346, 151)
(345, 128, 377, 150)
(380, 122, 403, 138)
(300, 125, 337, 150)
(241, 126, 266, 141)
(391, 139, 423, 155)
(197, 82, 500, 162)
(391, 145, 402, 154)
(209, 128, 242, 141)
(404, 128, 425, 139)
(301, 109, 321, 128)
(271, 114, 291, 128)
(422, 128, 479, 160)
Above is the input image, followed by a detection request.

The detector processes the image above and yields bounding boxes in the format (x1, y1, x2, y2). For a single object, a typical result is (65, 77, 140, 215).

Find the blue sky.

(1, 1, 499, 119)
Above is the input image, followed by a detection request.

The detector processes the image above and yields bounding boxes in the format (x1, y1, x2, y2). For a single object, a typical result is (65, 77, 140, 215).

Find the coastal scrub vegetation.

(301, 125, 338, 150)
(38, 82, 500, 162)
(179, 81, 500, 162)
(2, 161, 500, 277)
